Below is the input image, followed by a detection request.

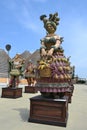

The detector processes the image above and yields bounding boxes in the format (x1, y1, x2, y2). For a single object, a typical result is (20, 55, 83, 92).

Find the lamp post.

(5, 44, 11, 86)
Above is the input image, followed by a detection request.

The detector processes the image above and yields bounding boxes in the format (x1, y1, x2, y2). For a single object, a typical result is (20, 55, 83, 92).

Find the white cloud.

(2, 0, 40, 32)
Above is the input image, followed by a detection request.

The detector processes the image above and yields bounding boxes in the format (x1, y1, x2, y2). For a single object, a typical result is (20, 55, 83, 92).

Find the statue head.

(40, 12, 60, 33)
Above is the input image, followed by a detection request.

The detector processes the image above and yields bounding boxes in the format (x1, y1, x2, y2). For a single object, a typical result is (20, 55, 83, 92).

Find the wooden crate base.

(28, 95, 68, 127)
(1, 87, 22, 98)
(24, 86, 37, 93)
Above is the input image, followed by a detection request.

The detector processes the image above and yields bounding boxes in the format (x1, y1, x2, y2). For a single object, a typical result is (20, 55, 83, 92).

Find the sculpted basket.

(39, 67, 51, 77)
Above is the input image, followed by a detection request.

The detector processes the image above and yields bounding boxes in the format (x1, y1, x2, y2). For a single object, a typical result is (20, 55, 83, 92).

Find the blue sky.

(0, 0, 87, 78)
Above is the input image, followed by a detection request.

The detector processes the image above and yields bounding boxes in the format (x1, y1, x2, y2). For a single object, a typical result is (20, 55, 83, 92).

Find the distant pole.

(5, 44, 11, 86)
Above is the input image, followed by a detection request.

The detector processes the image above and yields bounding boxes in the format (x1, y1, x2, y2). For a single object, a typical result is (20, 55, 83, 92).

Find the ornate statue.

(24, 60, 36, 86)
(36, 12, 72, 98)
(9, 54, 25, 88)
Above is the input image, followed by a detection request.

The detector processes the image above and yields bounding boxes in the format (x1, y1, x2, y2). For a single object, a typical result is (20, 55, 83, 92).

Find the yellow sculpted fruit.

(60, 74, 64, 80)
(58, 66, 63, 71)
(54, 74, 58, 79)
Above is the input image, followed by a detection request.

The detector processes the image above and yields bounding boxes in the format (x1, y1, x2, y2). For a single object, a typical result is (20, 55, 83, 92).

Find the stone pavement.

(0, 84, 87, 130)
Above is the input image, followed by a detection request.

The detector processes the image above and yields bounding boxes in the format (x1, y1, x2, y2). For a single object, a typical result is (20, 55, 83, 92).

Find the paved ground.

(0, 84, 87, 130)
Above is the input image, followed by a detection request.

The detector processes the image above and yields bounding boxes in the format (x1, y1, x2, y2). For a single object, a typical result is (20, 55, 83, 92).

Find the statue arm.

(40, 40, 47, 56)
(53, 35, 61, 48)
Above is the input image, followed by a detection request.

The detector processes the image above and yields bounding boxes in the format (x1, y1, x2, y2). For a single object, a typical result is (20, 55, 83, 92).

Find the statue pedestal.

(29, 95, 68, 127)
(24, 86, 37, 93)
(1, 87, 22, 98)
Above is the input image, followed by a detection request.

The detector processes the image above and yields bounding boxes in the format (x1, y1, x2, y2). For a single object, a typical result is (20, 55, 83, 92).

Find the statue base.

(24, 86, 37, 93)
(28, 95, 68, 127)
(1, 87, 22, 98)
